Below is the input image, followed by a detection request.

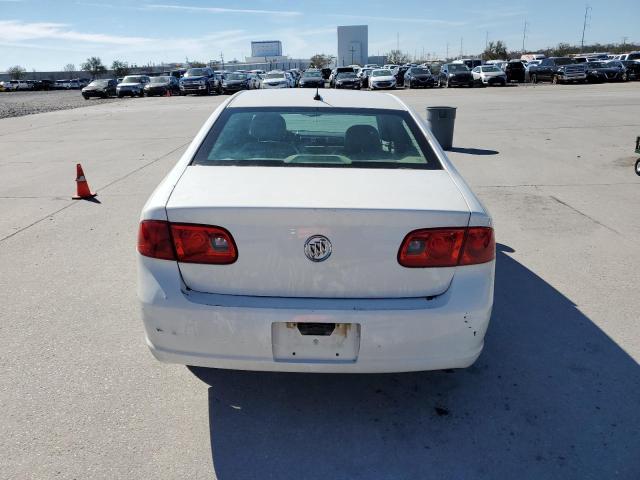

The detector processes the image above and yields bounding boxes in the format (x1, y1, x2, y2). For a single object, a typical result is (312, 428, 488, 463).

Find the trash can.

(426, 106, 457, 150)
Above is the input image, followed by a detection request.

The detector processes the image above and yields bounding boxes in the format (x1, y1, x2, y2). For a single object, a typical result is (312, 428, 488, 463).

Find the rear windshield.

(192, 107, 441, 169)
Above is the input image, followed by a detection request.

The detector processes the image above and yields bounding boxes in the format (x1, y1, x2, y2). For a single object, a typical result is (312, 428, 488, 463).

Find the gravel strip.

(0, 90, 125, 119)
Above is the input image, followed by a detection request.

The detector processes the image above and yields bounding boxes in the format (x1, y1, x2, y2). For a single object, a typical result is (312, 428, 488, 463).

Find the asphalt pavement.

(1, 83, 639, 479)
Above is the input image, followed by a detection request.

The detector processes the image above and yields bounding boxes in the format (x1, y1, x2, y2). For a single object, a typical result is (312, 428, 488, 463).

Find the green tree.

(111, 60, 130, 78)
(81, 57, 106, 79)
(309, 53, 333, 69)
(482, 41, 508, 60)
(386, 50, 411, 65)
(63, 63, 76, 73)
(7, 65, 26, 80)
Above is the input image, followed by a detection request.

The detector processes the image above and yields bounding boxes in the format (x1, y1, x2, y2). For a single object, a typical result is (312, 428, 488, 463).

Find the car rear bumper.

(138, 257, 494, 373)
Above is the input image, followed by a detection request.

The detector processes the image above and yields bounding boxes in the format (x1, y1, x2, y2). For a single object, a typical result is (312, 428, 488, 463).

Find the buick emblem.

(304, 235, 332, 262)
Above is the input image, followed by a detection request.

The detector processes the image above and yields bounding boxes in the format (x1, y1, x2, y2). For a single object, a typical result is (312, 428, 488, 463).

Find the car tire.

(636, 158, 640, 176)
(552, 75, 559, 85)
(82, 95, 89, 100)
(531, 74, 538, 84)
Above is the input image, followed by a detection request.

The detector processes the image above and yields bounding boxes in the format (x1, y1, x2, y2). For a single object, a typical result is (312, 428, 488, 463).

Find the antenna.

(313, 87, 322, 101)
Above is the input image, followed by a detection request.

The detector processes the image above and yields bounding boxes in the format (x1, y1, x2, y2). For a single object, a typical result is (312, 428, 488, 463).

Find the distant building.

(337, 25, 368, 66)
(367, 56, 387, 67)
(251, 41, 283, 58)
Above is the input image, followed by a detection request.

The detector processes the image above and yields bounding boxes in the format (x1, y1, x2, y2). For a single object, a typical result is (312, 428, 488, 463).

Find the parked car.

(321, 68, 332, 80)
(298, 69, 325, 88)
(358, 68, 373, 88)
(54, 79, 71, 89)
(585, 61, 628, 82)
(144, 76, 180, 96)
(137, 88, 495, 373)
(116, 75, 150, 97)
(261, 71, 290, 89)
(180, 67, 220, 95)
(82, 79, 117, 99)
(368, 69, 396, 90)
(453, 58, 483, 69)
(618, 60, 640, 80)
(393, 65, 410, 87)
(471, 65, 507, 86)
(170, 69, 187, 80)
(437, 64, 474, 88)
(222, 72, 253, 94)
(329, 67, 355, 87)
(528, 57, 586, 84)
(333, 71, 361, 89)
(505, 61, 526, 83)
(403, 66, 436, 88)
(485, 60, 508, 71)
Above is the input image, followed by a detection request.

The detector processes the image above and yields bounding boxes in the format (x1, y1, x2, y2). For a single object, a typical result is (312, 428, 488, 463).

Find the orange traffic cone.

(72, 163, 97, 200)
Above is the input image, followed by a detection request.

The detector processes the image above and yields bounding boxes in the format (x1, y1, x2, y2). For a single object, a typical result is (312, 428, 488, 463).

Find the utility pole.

(397, 32, 400, 51)
(485, 31, 489, 50)
(580, 5, 592, 53)
(446, 42, 449, 60)
(522, 20, 528, 52)
(459, 37, 463, 58)
(220, 52, 224, 70)
(349, 45, 356, 65)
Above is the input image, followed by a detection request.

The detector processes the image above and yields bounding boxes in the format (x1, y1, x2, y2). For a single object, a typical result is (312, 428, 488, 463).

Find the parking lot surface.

(1, 83, 639, 479)
(0, 90, 123, 119)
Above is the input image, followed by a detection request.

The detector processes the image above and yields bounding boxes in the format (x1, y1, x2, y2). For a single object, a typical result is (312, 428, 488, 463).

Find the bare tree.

(7, 65, 26, 80)
(111, 60, 130, 78)
(309, 54, 334, 69)
(63, 63, 76, 73)
(482, 41, 508, 60)
(385, 50, 411, 65)
(189, 60, 207, 68)
(81, 57, 106, 79)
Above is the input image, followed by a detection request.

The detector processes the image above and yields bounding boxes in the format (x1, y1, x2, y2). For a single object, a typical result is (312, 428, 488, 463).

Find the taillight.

(138, 220, 175, 260)
(460, 227, 495, 265)
(398, 227, 494, 268)
(170, 223, 237, 264)
(137, 220, 237, 264)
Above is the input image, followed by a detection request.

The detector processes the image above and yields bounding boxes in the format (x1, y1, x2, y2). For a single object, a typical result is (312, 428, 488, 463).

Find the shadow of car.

(189, 244, 640, 479)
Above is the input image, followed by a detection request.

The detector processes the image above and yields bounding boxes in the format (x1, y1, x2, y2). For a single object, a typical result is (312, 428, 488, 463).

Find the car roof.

(228, 89, 406, 110)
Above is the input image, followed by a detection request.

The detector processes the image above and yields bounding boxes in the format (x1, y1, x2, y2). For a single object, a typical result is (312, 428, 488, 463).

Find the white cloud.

(145, 4, 301, 17)
(324, 13, 466, 26)
(0, 20, 152, 45)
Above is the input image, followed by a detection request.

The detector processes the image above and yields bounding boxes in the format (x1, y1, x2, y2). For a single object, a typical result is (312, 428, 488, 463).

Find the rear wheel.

(635, 158, 640, 176)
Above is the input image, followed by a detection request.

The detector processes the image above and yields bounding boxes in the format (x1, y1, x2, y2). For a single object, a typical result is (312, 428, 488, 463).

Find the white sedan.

(368, 69, 397, 90)
(137, 89, 495, 373)
(471, 65, 507, 86)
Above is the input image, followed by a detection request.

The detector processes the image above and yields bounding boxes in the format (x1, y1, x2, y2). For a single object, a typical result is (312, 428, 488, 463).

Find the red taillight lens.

(138, 220, 237, 264)
(398, 227, 494, 268)
(138, 220, 175, 260)
(170, 223, 237, 264)
(398, 228, 466, 267)
(460, 227, 495, 265)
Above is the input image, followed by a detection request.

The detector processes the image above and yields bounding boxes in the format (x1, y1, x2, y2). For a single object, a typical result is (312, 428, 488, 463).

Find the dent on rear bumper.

(138, 256, 494, 373)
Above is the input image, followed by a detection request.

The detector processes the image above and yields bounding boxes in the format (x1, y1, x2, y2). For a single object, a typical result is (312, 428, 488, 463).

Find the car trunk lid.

(166, 166, 470, 298)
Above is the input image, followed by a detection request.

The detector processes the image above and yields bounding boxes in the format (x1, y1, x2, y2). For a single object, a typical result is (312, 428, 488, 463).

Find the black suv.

(82, 79, 117, 99)
(437, 64, 474, 88)
(505, 61, 525, 82)
(404, 66, 436, 88)
(180, 67, 221, 95)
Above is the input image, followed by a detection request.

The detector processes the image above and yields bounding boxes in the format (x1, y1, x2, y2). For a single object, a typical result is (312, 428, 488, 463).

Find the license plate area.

(272, 322, 361, 363)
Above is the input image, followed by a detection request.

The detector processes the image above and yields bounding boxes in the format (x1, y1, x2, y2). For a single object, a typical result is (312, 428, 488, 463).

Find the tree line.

(6, 40, 640, 80)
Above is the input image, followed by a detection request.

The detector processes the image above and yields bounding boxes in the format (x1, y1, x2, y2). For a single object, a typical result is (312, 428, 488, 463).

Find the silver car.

(471, 66, 507, 86)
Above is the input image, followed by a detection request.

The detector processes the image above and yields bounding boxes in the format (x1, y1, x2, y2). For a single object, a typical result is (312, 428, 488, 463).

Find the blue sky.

(1, 0, 638, 71)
